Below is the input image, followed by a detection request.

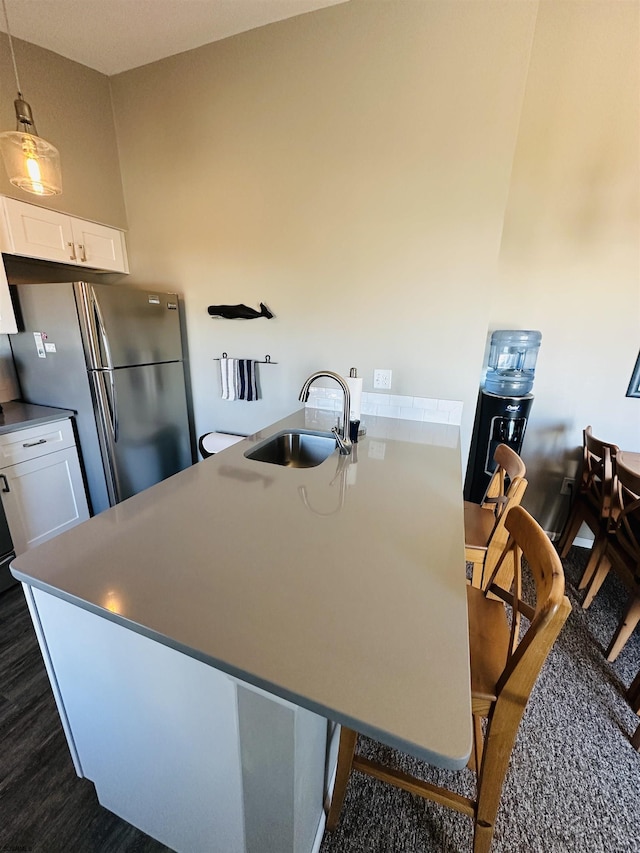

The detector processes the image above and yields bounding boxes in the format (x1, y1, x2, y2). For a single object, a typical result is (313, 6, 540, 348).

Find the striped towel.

(237, 359, 259, 401)
(220, 358, 259, 401)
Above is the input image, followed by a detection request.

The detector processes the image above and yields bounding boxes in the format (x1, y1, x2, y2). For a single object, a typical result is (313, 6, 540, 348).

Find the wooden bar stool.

(464, 443, 527, 589)
(326, 506, 571, 853)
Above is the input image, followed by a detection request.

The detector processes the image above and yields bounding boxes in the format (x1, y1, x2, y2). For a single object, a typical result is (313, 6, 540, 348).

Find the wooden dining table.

(618, 450, 640, 473)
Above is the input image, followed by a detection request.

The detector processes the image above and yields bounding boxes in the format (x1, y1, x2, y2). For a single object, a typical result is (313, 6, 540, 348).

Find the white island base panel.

(25, 585, 336, 853)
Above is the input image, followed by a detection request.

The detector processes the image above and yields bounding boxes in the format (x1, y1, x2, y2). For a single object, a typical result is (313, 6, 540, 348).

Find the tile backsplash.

(306, 387, 463, 426)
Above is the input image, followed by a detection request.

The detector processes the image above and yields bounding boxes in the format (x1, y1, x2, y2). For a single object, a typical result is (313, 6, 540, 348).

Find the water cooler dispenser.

(464, 330, 541, 504)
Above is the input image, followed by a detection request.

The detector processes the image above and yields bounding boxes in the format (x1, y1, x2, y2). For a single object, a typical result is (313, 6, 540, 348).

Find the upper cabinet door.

(0, 196, 129, 274)
(71, 217, 129, 273)
(2, 197, 76, 265)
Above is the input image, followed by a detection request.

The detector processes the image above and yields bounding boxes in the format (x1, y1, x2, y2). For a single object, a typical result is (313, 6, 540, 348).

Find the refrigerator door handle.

(90, 369, 121, 505)
(87, 286, 119, 441)
(96, 368, 119, 443)
(105, 369, 119, 442)
(92, 289, 115, 371)
(78, 282, 117, 372)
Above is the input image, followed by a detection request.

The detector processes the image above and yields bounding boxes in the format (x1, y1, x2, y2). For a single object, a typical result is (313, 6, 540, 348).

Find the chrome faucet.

(298, 370, 352, 455)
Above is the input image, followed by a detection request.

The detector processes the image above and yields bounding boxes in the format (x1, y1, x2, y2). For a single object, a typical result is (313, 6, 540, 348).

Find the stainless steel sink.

(245, 430, 337, 468)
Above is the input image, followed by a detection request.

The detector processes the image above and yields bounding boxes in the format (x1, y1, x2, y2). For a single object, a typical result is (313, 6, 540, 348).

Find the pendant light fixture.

(0, 0, 61, 196)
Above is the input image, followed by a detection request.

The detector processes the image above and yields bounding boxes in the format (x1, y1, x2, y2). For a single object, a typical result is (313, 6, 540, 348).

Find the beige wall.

(110, 1, 535, 440)
(0, 34, 126, 227)
(109, 0, 640, 534)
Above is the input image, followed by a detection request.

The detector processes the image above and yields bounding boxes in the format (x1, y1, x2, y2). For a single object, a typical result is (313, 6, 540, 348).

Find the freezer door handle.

(88, 289, 119, 439)
(90, 369, 122, 505)
(98, 368, 119, 442)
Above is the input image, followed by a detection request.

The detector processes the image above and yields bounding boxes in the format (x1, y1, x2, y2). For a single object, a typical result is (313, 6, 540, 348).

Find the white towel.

(220, 357, 239, 400)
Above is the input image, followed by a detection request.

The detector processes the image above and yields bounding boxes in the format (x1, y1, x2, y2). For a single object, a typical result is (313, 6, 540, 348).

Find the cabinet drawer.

(0, 418, 76, 467)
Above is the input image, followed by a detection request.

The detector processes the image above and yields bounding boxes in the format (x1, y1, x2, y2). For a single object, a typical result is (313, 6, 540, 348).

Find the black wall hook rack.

(214, 353, 277, 364)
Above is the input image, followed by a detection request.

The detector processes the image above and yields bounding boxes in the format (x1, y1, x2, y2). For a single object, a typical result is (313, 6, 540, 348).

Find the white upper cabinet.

(0, 196, 129, 273)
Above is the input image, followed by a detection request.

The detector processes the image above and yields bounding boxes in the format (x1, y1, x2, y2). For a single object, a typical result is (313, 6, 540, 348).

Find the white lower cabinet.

(25, 587, 334, 853)
(0, 419, 89, 554)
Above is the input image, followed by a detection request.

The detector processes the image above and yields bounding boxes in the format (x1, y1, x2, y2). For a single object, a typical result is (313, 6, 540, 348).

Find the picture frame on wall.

(626, 350, 640, 398)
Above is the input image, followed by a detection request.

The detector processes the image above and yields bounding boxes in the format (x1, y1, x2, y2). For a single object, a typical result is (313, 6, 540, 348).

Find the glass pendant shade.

(0, 130, 62, 196)
(0, 98, 62, 196)
(0, 1, 63, 197)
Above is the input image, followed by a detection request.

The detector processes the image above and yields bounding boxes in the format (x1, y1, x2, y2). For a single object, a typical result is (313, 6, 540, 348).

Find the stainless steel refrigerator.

(10, 282, 194, 515)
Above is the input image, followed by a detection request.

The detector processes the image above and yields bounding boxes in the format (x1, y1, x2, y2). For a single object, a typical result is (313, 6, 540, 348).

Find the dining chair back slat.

(464, 443, 527, 590)
(558, 426, 619, 592)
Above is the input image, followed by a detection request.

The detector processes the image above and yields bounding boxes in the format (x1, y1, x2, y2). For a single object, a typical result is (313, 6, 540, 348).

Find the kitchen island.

(11, 408, 471, 853)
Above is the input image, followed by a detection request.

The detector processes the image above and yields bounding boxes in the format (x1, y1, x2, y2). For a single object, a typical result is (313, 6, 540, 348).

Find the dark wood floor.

(0, 583, 173, 853)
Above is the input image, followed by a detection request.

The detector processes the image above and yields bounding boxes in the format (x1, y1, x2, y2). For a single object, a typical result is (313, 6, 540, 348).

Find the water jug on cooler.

(484, 330, 541, 397)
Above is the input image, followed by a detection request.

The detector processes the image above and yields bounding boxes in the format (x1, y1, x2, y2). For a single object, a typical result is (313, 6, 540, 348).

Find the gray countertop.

(0, 401, 75, 434)
(11, 408, 472, 769)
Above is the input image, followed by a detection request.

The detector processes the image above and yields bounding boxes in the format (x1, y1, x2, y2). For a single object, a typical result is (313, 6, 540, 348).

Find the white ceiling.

(0, 0, 348, 76)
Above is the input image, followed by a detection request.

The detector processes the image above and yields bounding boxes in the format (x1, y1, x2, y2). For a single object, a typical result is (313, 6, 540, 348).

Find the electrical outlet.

(374, 369, 392, 390)
(560, 477, 574, 496)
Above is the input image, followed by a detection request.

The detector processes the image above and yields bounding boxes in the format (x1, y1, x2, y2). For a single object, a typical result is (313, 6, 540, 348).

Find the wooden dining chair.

(464, 443, 527, 589)
(628, 670, 640, 751)
(557, 426, 619, 592)
(581, 452, 640, 661)
(326, 506, 571, 853)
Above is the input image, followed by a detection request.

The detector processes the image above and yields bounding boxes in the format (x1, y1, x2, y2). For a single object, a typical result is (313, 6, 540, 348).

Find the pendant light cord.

(1, 0, 22, 97)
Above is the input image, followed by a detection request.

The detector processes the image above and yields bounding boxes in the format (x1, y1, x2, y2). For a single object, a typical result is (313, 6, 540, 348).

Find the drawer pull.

(23, 438, 47, 448)
(68, 241, 77, 261)
(0, 474, 9, 493)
